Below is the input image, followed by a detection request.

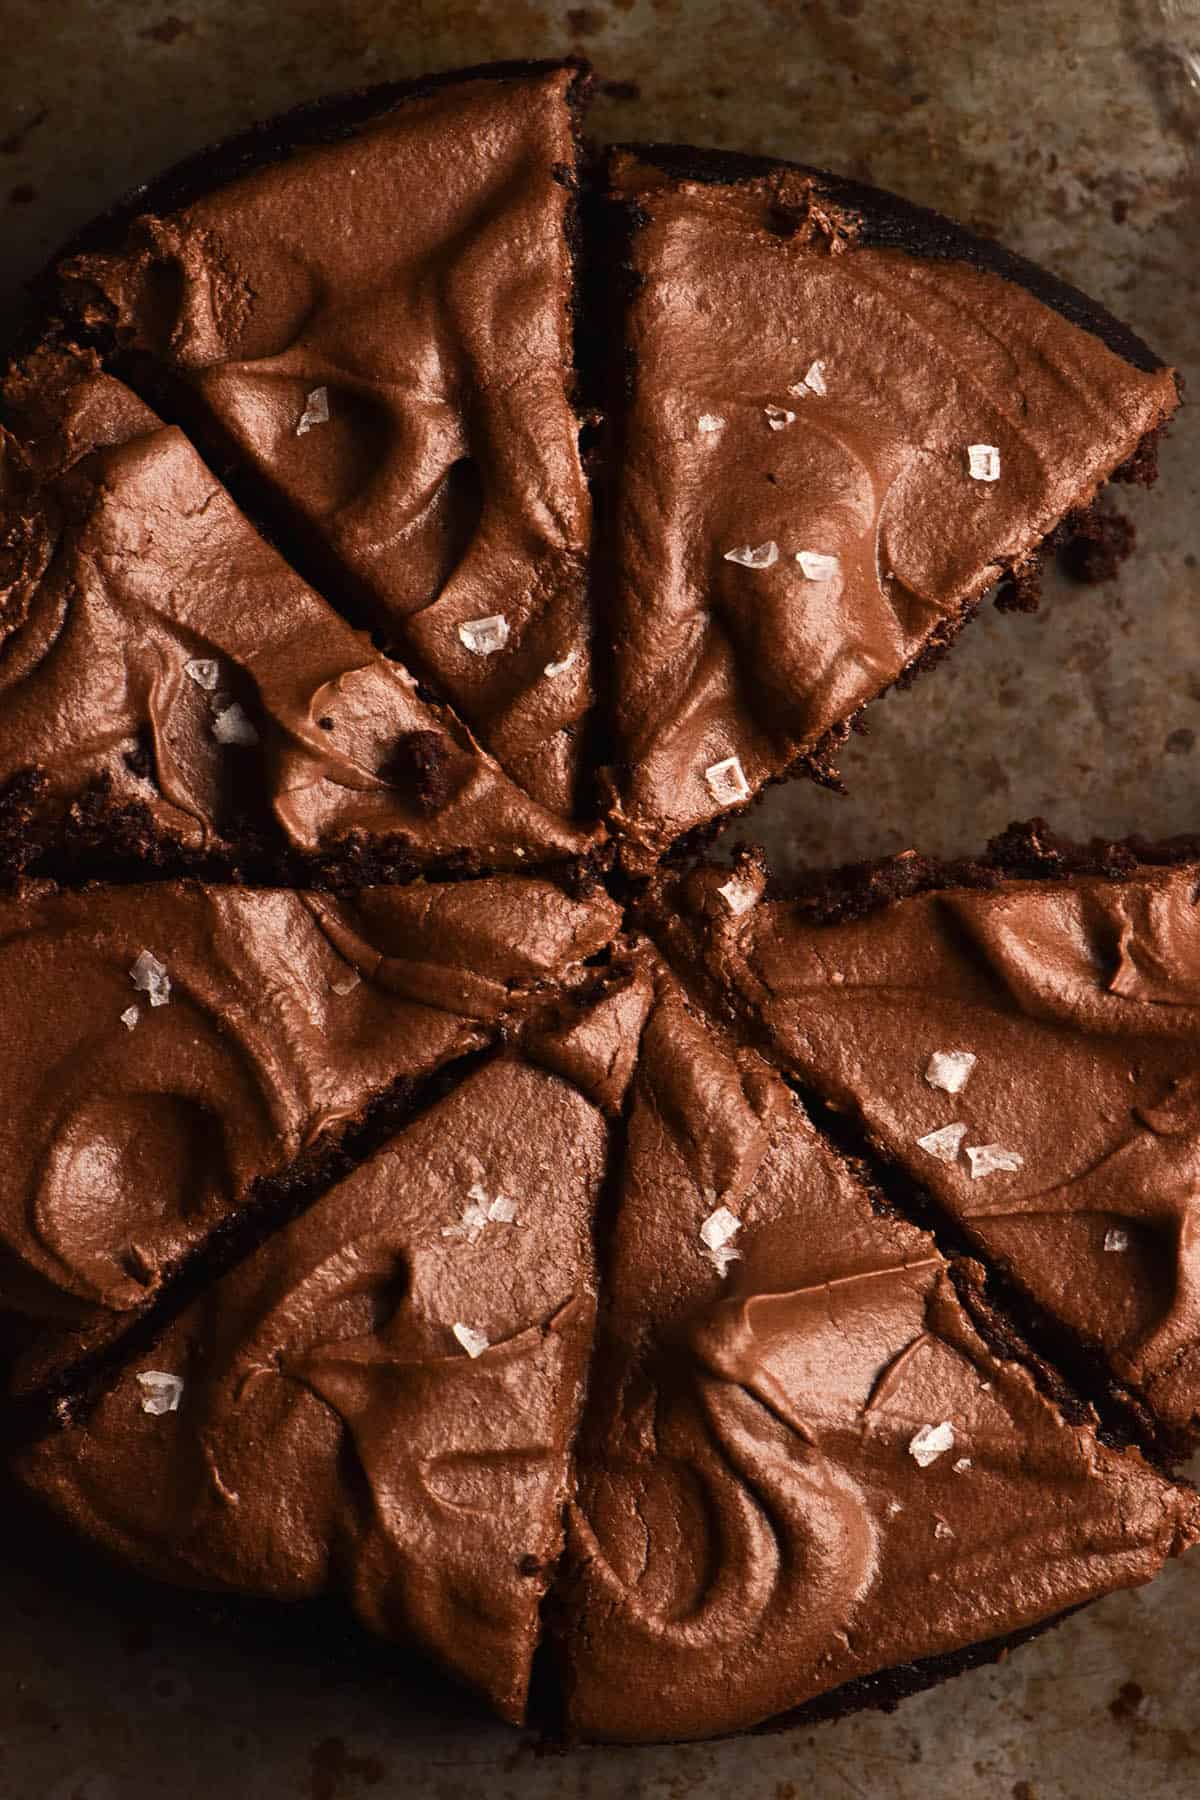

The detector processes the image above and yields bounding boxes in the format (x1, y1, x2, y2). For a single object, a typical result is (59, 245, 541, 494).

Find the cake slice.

(648, 850, 1200, 1451)
(0, 346, 599, 877)
(0, 872, 618, 1392)
(600, 147, 1179, 869)
(553, 946, 1199, 1741)
(52, 62, 594, 818)
(13, 1056, 605, 1726)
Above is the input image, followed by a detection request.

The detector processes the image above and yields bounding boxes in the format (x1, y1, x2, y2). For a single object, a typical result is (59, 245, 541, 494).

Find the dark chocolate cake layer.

(646, 850, 1200, 1452)
(599, 148, 1179, 870)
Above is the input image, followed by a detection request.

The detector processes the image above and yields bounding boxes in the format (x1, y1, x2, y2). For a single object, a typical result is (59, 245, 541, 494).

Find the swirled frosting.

(0, 872, 618, 1381)
(16, 1059, 605, 1725)
(557, 952, 1199, 1740)
(603, 153, 1179, 868)
(57, 66, 593, 817)
(0, 346, 597, 865)
(651, 863, 1200, 1443)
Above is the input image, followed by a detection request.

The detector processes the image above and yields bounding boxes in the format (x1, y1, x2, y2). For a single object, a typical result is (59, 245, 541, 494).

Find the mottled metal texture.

(1, 2, 1199, 1796)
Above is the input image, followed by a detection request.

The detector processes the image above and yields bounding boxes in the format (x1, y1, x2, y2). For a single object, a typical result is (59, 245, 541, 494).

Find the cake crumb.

(452, 1322, 490, 1359)
(723, 540, 779, 569)
(458, 614, 510, 656)
(909, 1421, 955, 1467)
(137, 1371, 183, 1416)
(130, 950, 171, 1008)
(916, 1122, 967, 1163)
(924, 1049, 976, 1095)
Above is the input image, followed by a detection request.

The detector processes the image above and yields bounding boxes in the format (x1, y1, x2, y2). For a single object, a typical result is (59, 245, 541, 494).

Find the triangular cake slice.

(0, 872, 618, 1391)
(649, 852, 1200, 1450)
(600, 148, 1179, 868)
(0, 346, 598, 876)
(14, 1055, 606, 1726)
(53, 63, 594, 818)
(553, 946, 1198, 1740)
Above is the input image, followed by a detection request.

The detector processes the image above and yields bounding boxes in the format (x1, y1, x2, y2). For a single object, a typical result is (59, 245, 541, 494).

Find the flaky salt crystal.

(916, 1121, 967, 1164)
(967, 443, 1001, 482)
(795, 550, 840, 581)
(924, 1050, 977, 1095)
(698, 413, 726, 434)
(1104, 1227, 1131, 1253)
(909, 1421, 955, 1467)
(330, 970, 360, 996)
(296, 386, 330, 435)
(458, 614, 510, 656)
(723, 541, 779, 569)
(887, 1499, 904, 1517)
(953, 1457, 973, 1473)
(700, 1204, 742, 1275)
(764, 404, 796, 430)
(130, 950, 171, 1008)
(789, 359, 828, 398)
(442, 1184, 518, 1243)
(488, 1194, 518, 1224)
(137, 1371, 183, 1416)
(965, 1142, 1024, 1180)
(544, 648, 579, 678)
(704, 755, 750, 807)
(212, 703, 260, 747)
(934, 1519, 955, 1540)
(184, 658, 220, 692)
(716, 872, 760, 915)
(452, 1322, 490, 1359)
(120, 1005, 140, 1032)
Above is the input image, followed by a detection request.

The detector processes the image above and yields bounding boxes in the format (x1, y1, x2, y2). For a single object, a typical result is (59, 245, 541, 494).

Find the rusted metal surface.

(1, 3, 1198, 1794)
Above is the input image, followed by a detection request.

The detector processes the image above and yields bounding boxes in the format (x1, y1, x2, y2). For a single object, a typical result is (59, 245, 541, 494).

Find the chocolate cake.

(2, 57, 1197, 1748)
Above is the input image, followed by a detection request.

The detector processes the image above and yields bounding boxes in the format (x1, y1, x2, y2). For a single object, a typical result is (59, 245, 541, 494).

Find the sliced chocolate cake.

(0, 345, 597, 879)
(15, 1056, 605, 1727)
(646, 854, 1200, 1453)
(599, 147, 1179, 869)
(0, 872, 618, 1393)
(50, 62, 594, 819)
(544, 951, 1196, 1740)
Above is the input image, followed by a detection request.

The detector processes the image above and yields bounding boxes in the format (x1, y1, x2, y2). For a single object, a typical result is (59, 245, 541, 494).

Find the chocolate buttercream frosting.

(55, 64, 594, 818)
(600, 150, 1178, 867)
(648, 861, 1200, 1445)
(0, 872, 618, 1387)
(16, 1057, 605, 1725)
(553, 951, 1198, 1740)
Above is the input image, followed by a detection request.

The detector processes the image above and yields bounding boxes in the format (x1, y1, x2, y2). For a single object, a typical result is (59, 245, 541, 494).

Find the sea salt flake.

(789, 359, 828, 398)
(716, 872, 760, 915)
(723, 540, 779, 569)
(764, 404, 796, 430)
(967, 443, 1001, 482)
(330, 970, 361, 996)
(916, 1121, 967, 1164)
(697, 412, 726, 434)
(488, 1194, 518, 1224)
(1104, 1227, 1131, 1253)
(130, 950, 171, 1008)
(183, 658, 220, 692)
(924, 1049, 977, 1095)
(795, 550, 840, 581)
(909, 1421, 955, 1468)
(296, 386, 330, 435)
(544, 648, 579, 678)
(452, 1322, 490, 1359)
(887, 1499, 904, 1517)
(137, 1371, 183, 1416)
(442, 1184, 518, 1244)
(458, 614, 510, 656)
(704, 755, 750, 807)
(120, 1005, 140, 1032)
(700, 1204, 742, 1275)
(953, 1457, 973, 1473)
(211, 702, 260, 747)
(934, 1519, 956, 1541)
(966, 1142, 1024, 1180)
